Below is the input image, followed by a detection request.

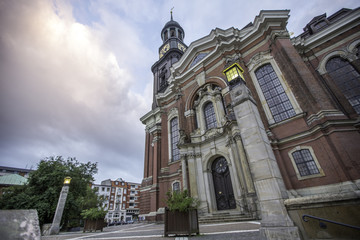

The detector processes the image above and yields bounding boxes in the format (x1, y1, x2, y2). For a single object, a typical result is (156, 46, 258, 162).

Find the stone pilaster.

(229, 82, 300, 240)
(181, 156, 188, 190)
(187, 153, 198, 198)
(49, 185, 69, 235)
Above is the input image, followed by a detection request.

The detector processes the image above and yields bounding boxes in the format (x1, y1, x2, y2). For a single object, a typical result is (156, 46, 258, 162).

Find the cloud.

(1, 0, 359, 184)
(0, 0, 150, 182)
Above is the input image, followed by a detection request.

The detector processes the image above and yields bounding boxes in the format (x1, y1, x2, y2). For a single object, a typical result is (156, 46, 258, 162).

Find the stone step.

(199, 213, 255, 224)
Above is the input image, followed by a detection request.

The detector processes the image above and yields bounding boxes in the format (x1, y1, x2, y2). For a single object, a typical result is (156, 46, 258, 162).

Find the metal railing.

(302, 214, 360, 230)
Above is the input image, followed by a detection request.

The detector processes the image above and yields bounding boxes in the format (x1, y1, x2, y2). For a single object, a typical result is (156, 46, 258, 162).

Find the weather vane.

(171, 7, 174, 20)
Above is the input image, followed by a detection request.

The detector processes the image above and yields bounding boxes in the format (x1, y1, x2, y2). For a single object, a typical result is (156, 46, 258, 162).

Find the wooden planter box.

(83, 219, 106, 232)
(164, 208, 199, 237)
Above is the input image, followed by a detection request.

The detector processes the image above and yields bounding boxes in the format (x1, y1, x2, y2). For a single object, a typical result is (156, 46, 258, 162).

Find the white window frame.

(167, 108, 180, 163)
(172, 180, 181, 192)
(247, 53, 302, 124)
(288, 146, 325, 180)
(193, 84, 225, 134)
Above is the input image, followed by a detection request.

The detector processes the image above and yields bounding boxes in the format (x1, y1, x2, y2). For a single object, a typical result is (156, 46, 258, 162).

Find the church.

(139, 8, 360, 239)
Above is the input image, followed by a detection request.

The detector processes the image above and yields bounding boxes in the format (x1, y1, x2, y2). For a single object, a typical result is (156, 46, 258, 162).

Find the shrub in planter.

(164, 190, 199, 237)
(81, 208, 107, 232)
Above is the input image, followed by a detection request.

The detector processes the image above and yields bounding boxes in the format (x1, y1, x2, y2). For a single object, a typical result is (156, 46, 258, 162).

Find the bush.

(166, 190, 198, 212)
(81, 208, 107, 220)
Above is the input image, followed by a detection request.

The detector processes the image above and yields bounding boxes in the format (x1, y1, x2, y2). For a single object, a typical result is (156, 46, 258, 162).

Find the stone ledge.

(284, 191, 360, 208)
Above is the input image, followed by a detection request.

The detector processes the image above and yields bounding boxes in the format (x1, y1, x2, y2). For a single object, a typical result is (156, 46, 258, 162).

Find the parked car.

(127, 220, 134, 224)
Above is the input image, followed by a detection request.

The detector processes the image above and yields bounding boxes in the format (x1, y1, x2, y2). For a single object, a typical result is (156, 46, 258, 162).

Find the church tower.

(151, 12, 187, 108)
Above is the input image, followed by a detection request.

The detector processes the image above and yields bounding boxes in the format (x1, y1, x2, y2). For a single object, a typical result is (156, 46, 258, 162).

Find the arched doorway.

(211, 157, 236, 210)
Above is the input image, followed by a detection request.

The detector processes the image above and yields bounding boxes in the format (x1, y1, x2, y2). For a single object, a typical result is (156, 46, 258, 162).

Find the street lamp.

(222, 63, 245, 87)
(63, 176, 72, 185)
(48, 176, 72, 235)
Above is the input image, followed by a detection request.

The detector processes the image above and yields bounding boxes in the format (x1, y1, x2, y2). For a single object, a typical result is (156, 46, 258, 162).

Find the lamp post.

(223, 63, 300, 239)
(49, 177, 72, 235)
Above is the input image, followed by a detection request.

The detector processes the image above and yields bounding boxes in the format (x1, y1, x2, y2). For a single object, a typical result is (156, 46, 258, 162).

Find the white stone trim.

(285, 180, 360, 201)
(167, 108, 179, 163)
(292, 8, 360, 52)
(348, 39, 360, 55)
(288, 146, 325, 181)
(193, 84, 226, 135)
(247, 54, 302, 124)
(171, 180, 181, 192)
(317, 50, 347, 75)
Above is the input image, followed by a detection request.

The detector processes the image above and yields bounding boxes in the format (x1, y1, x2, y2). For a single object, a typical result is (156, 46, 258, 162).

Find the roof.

(0, 165, 34, 173)
(0, 174, 28, 186)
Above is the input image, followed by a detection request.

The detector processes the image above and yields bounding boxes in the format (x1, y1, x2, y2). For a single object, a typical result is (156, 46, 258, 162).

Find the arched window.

(255, 64, 296, 122)
(326, 57, 360, 114)
(170, 28, 175, 37)
(288, 146, 324, 180)
(170, 117, 180, 162)
(178, 30, 183, 40)
(172, 181, 180, 193)
(292, 149, 319, 177)
(204, 102, 217, 129)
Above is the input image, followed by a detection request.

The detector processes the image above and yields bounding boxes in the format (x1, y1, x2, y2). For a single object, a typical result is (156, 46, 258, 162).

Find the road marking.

(68, 229, 260, 240)
(67, 223, 156, 240)
(248, 221, 261, 225)
(83, 235, 163, 239)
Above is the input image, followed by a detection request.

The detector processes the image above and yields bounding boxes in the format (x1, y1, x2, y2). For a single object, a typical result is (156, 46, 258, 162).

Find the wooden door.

(212, 157, 236, 210)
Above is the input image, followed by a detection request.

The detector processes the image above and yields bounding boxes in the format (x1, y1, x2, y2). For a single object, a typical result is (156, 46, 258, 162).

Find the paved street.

(41, 221, 261, 240)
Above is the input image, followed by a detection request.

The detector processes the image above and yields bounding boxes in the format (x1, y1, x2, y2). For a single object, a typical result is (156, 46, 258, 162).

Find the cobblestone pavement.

(41, 221, 261, 240)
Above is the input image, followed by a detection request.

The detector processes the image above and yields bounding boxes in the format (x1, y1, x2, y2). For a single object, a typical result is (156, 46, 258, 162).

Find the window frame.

(247, 54, 302, 124)
(172, 181, 181, 193)
(170, 117, 180, 162)
(203, 101, 217, 129)
(167, 108, 180, 163)
(288, 146, 325, 180)
(325, 57, 360, 114)
(254, 63, 297, 123)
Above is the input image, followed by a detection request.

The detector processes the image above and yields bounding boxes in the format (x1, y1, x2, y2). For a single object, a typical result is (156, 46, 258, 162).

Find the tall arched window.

(172, 181, 180, 193)
(326, 57, 360, 114)
(255, 64, 296, 122)
(170, 117, 180, 162)
(204, 102, 217, 129)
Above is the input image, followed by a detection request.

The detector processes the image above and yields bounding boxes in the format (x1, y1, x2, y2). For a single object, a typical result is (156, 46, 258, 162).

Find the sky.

(0, 0, 358, 184)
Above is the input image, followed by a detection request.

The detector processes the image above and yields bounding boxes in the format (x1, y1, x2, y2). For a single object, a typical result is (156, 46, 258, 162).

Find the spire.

(170, 7, 174, 21)
(161, 7, 185, 43)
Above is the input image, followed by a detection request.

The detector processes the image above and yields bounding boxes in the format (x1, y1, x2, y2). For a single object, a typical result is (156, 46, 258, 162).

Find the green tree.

(0, 156, 100, 229)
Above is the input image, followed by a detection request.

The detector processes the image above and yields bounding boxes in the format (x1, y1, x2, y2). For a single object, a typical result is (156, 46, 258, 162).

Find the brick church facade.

(140, 8, 360, 239)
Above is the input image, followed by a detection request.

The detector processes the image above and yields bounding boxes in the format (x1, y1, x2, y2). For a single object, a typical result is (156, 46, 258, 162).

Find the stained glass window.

(292, 149, 320, 176)
(170, 117, 180, 162)
(204, 102, 217, 129)
(326, 57, 360, 114)
(255, 64, 296, 122)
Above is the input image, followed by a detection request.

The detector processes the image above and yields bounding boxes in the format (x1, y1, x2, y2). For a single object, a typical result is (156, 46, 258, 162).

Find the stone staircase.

(198, 211, 256, 224)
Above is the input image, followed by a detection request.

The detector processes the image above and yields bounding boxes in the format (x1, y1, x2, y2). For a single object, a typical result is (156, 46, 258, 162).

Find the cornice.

(273, 118, 360, 149)
(170, 10, 290, 82)
(292, 8, 360, 53)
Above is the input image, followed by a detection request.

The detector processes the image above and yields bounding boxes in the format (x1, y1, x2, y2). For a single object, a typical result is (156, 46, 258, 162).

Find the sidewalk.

(41, 221, 261, 240)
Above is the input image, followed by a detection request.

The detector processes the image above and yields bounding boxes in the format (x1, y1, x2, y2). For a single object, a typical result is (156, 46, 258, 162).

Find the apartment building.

(92, 178, 140, 223)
